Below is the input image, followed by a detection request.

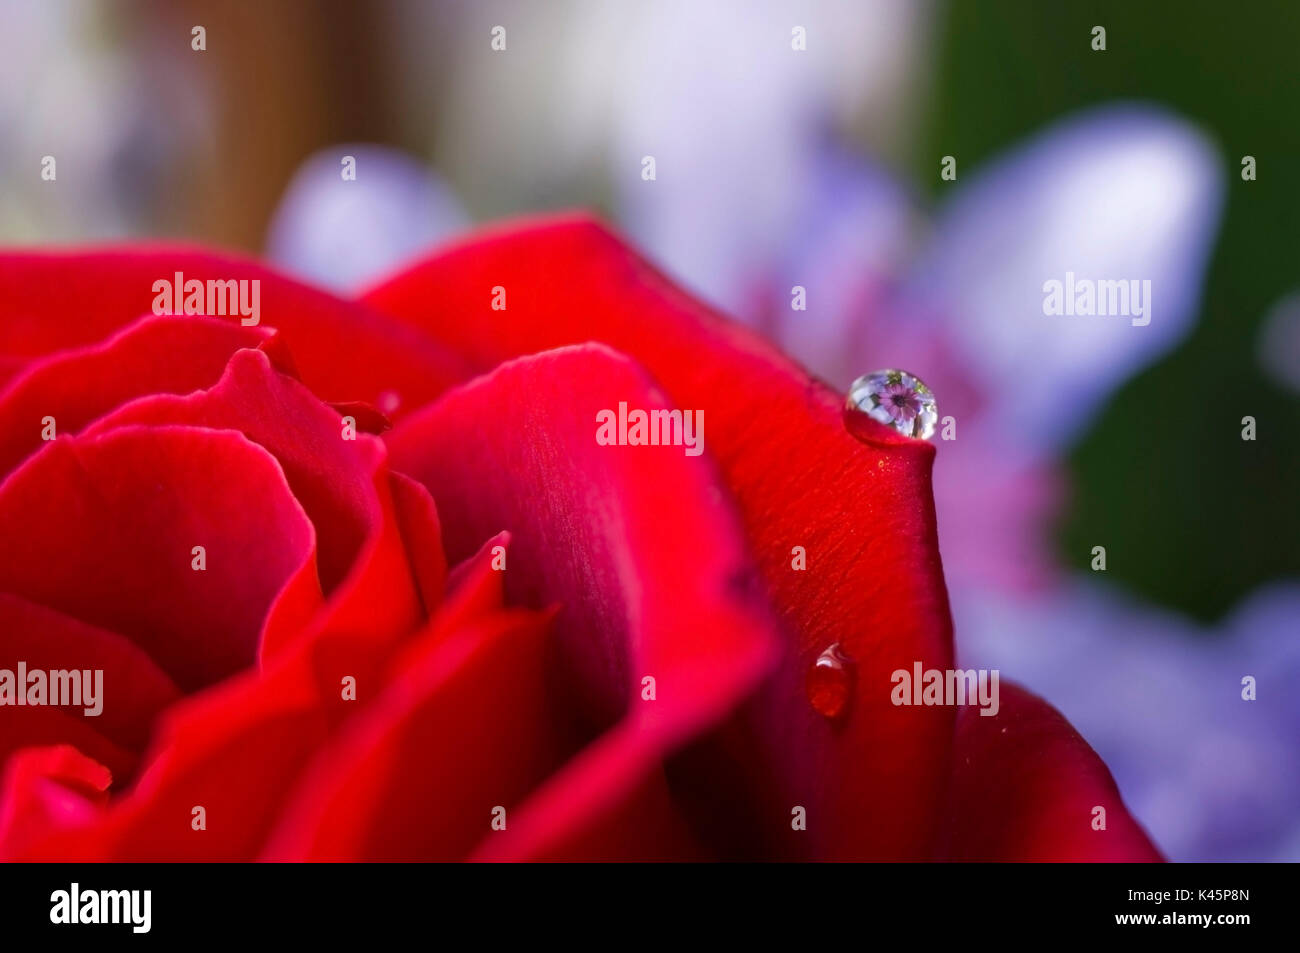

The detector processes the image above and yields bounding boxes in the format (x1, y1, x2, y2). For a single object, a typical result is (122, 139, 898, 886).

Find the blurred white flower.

(1257, 291, 1300, 394)
(266, 145, 466, 291)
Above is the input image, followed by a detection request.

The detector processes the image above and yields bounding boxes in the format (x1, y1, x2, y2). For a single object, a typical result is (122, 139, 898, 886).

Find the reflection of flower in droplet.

(879, 381, 921, 423)
(845, 369, 937, 440)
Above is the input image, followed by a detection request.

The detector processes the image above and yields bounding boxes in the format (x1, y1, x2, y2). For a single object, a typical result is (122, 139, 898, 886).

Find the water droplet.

(844, 369, 937, 441)
(806, 643, 854, 720)
(377, 390, 401, 415)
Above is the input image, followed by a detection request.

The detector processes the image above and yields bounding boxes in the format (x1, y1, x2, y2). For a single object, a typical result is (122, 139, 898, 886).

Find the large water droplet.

(806, 643, 855, 721)
(844, 369, 937, 441)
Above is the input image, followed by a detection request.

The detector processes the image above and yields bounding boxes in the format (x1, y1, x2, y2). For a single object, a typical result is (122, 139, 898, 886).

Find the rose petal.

(15, 662, 332, 861)
(3, 446, 461, 861)
(0, 593, 180, 753)
(0, 424, 318, 690)
(0, 314, 280, 479)
(386, 344, 781, 859)
(941, 681, 1163, 862)
(0, 247, 475, 415)
(0, 746, 113, 860)
(441, 532, 509, 619)
(10, 530, 510, 860)
(366, 217, 954, 857)
(80, 348, 426, 660)
(387, 471, 448, 615)
(262, 606, 556, 861)
(0, 710, 135, 794)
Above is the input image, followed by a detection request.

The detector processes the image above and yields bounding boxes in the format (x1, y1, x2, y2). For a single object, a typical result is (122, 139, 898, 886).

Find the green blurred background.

(920, 0, 1299, 622)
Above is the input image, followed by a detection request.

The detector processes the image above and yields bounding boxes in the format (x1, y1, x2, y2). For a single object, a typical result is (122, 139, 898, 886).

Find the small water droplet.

(806, 643, 855, 720)
(844, 369, 937, 441)
(377, 390, 401, 415)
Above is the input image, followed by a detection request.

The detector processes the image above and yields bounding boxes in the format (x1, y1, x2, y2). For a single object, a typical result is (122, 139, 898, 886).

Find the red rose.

(0, 215, 1159, 861)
